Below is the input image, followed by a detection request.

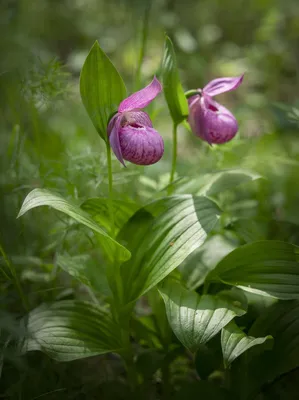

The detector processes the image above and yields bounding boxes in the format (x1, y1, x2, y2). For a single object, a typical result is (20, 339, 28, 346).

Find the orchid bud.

(188, 75, 244, 144)
(108, 77, 164, 166)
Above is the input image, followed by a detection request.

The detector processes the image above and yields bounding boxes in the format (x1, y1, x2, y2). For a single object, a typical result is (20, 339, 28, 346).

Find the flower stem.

(106, 140, 115, 236)
(135, 1, 151, 90)
(168, 122, 178, 195)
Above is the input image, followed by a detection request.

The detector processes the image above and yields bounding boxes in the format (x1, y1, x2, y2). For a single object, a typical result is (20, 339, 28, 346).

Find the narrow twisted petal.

(108, 114, 126, 166)
(203, 74, 244, 97)
(118, 77, 162, 113)
(118, 125, 164, 165)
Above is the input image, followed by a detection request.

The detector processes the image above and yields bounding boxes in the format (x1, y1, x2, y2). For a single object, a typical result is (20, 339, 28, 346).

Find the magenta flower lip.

(188, 74, 244, 144)
(108, 77, 164, 166)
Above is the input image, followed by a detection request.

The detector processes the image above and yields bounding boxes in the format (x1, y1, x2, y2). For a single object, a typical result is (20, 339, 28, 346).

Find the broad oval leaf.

(161, 36, 189, 124)
(80, 41, 127, 140)
(81, 197, 139, 234)
(158, 280, 246, 352)
(207, 241, 299, 299)
(118, 195, 221, 304)
(18, 189, 131, 263)
(21, 301, 125, 361)
(171, 169, 262, 196)
(221, 320, 272, 368)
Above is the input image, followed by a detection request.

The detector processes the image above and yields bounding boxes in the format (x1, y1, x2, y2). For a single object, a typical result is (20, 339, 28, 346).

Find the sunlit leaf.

(159, 280, 246, 352)
(117, 195, 221, 305)
(161, 36, 189, 124)
(80, 40, 127, 140)
(18, 189, 131, 263)
(221, 320, 272, 368)
(21, 301, 125, 361)
(207, 241, 299, 299)
(171, 169, 262, 196)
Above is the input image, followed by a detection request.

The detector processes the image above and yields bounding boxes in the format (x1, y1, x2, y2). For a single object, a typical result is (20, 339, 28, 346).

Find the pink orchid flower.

(188, 74, 244, 144)
(107, 77, 164, 166)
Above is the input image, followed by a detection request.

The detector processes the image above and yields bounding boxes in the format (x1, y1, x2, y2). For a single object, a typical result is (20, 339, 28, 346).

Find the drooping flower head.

(188, 75, 244, 144)
(108, 77, 164, 166)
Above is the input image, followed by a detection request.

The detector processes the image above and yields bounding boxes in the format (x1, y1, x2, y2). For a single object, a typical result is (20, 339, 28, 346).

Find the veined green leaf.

(18, 189, 131, 263)
(80, 41, 127, 140)
(207, 241, 299, 299)
(171, 169, 262, 196)
(81, 197, 139, 234)
(161, 36, 189, 124)
(117, 195, 221, 305)
(21, 301, 125, 361)
(221, 320, 272, 368)
(159, 280, 246, 352)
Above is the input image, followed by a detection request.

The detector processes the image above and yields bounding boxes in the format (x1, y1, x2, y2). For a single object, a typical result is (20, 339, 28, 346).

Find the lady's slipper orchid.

(108, 77, 164, 166)
(188, 75, 244, 144)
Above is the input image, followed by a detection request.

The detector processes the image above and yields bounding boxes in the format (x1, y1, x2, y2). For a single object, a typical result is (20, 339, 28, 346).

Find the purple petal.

(118, 77, 162, 113)
(188, 95, 212, 144)
(203, 74, 244, 97)
(118, 125, 164, 165)
(108, 114, 126, 166)
(188, 95, 239, 144)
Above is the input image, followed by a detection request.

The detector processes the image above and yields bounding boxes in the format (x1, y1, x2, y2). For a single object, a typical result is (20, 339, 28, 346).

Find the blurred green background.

(1, 0, 299, 398)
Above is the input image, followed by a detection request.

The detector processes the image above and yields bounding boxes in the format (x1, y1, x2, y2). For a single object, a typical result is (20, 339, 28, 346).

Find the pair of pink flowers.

(108, 74, 244, 166)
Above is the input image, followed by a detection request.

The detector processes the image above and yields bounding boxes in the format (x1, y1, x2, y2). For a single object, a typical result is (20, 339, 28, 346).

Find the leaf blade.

(221, 320, 272, 367)
(208, 241, 299, 299)
(159, 280, 246, 352)
(80, 41, 127, 139)
(18, 189, 131, 263)
(21, 301, 125, 361)
(161, 36, 189, 124)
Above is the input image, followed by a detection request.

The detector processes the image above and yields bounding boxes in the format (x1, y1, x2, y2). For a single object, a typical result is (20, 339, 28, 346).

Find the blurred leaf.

(158, 280, 246, 352)
(232, 301, 299, 399)
(56, 253, 111, 296)
(18, 189, 131, 263)
(231, 218, 267, 243)
(80, 40, 127, 140)
(207, 241, 299, 299)
(221, 320, 272, 368)
(161, 36, 189, 124)
(21, 301, 124, 361)
(173, 380, 234, 399)
(172, 169, 262, 196)
(117, 195, 221, 305)
(195, 343, 221, 379)
(81, 197, 139, 234)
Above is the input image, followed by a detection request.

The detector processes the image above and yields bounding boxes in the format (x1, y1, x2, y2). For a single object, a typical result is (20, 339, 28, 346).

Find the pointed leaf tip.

(80, 41, 127, 140)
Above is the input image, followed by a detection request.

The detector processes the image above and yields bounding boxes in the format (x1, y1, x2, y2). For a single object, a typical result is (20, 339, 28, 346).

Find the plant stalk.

(135, 1, 151, 90)
(168, 122, 178, 195)
(106, 140, 115, 236)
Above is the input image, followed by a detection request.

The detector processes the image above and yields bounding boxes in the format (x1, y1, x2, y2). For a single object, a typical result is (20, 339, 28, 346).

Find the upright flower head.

(107, 77, 164, 166)
(188, 75, 244, 144)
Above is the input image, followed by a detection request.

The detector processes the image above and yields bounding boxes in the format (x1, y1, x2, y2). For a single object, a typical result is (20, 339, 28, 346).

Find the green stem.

(0, 242, 29, 311)
(135, 1, 151, 90)
(168, 122, 178, 195)
(106, 140, 115, 236)
(184, 89, 202, 98)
